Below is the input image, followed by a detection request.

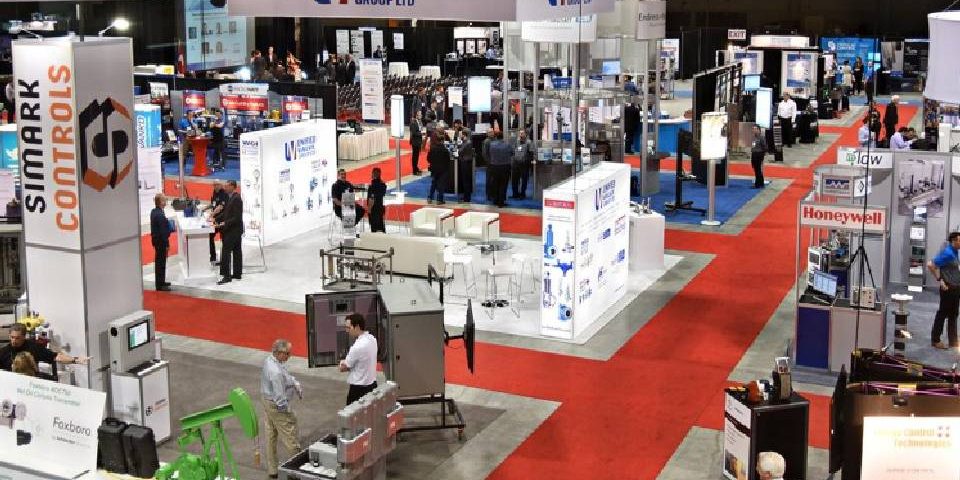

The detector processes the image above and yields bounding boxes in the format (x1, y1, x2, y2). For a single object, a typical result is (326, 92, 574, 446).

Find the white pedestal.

(109, 361, 171, 443)
(176, 215, 215, 282)
(629, 212, 665, 271)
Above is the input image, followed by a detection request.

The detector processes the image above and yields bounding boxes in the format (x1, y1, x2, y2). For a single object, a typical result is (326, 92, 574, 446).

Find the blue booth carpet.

(162, 155, 241, 181)
(640, 172, 762, 225)
(399, 168, 542, 210)
(402, 168, 762, 226)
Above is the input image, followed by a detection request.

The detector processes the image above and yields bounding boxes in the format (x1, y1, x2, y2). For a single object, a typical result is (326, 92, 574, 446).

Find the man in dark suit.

(410, 111, 424, 175)
(203, 182, 229, 263)
(884, 95, 900, 143)
(150, 194, 173, 291)
(624, 102, 640, 154)
(345, 55, 357, 85)
(215, 180, 244, 284)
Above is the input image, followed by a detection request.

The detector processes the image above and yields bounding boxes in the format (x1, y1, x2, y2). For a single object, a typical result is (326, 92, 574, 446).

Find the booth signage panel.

(183, 90, 206, 111)
(350, 30, 365, 57)
(722, 417, 750, 480)
(135, 104, 162, 149)
(360, 59, 385, 121)
(393, 32, 404, 50)
(836, 147, 894, 169)
(750, 35, 809, 48)
(240, 120, 337, 246)
(635, 0, 666, 40)
(861, 416, 960, 479)
(221, 94, 269, 112)
(727, 29, 747, 41)
(820, 174, 870, 198)
(0, 171, 15, 207)
(137, 147, 163, 224)
(282, 95, 309, 122)
(700, 112, 728, 160)
(467, 77, 492, 113)
(541, 191, 577, 339)
(219, 83, 269, 96)
(799, 203, 887, 233)
(521, 16, 598, 43)
(336, 30, 350, 55)
(782, 51, 817, 97)
(820, 37, 880, 75)
(0, 371, 106, 479)
(14, 38, 144, 391)
(229, 0, 612, 21)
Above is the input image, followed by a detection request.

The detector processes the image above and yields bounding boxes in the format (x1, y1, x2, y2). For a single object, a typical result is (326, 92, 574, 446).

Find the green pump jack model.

(155, 388, 260, 480)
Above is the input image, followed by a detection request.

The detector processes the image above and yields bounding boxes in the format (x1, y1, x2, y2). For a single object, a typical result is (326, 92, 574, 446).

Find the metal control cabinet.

(378, 283, 445, 399)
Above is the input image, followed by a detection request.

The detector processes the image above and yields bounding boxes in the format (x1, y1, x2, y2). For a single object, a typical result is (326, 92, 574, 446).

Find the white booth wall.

(541, 162, 631, 339)
(239, 119, 338, 246)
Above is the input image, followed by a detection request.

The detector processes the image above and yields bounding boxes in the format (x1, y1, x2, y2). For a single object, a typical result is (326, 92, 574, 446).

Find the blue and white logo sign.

(285, 135, 318, 162)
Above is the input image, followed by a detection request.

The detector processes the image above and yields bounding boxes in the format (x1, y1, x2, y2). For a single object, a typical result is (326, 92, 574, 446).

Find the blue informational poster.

(135, 105, 163, 149)
(820, 37, 879, 74)
(0, 125, 16, 172)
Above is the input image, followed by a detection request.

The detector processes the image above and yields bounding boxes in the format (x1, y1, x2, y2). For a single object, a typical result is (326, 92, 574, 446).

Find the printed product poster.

(0, 371, 106, 479)
(723, 417, 750, 480)
(861, 416, 960, 480)
(700, 112, 729, 160)
(239, 136, 263, 239)
(351, 30, 365, 58)
(732, 50, 763, 76)
(393, 32, 404, 51)
(360, 59, 385, 121)
(137, 147, 163, 225)
(783, 52, 816, 97)
(896, 156, 945, 217)
(881, 41, 904, 75)
(0, 124, 16, 172)
(541, 193, 577, 339)
(336, 30, 350, 55)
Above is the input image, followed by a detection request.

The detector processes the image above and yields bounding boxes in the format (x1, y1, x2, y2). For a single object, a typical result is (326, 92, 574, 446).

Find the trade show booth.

(240, 119, 339, 246)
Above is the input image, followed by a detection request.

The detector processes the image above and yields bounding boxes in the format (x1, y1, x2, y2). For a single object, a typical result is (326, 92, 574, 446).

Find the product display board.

(782, 51, 818, 98)
(135, 105, 163, 225)
(903, 39, 929, 79)
(13, 37, 143, 391)
(881, 41, 904, 76)
(701, 112, 729, 160)
(184, 0, 251, 71)
(0, 371, 106, 479)
(661, 38, 680, 70)
(755, 87, 773, 129)
(282, 95, 309, 123)
(820, 37, 879, 75)
(371, 30, 384, 52)
(351, 30, 365, 58)
(239, 119, 337, 246)
(541, 162, 631, 339)
(861, 416, 960, 479)
(723, 392, 752, 480)
(183, 90, 206, 112)
(360, 59, 385, 121)
(733, 50, 763, 75)
(393, 32, 404, 50)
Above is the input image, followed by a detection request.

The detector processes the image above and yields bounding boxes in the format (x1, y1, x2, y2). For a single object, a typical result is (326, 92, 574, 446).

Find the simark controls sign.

(800, 203, 886, 233)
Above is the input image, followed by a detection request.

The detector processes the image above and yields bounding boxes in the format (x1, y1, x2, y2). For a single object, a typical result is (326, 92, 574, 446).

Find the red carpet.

(144, 105, 917, 479)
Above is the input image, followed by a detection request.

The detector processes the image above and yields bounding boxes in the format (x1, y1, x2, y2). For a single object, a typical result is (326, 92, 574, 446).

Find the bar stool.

(509, 253, 538, 299)
(483, 263, 516, 319)
(444, 247, 477, 299)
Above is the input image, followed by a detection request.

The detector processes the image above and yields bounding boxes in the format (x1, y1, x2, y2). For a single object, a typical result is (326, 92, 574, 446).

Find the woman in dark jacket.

(426, 133, 450, 204)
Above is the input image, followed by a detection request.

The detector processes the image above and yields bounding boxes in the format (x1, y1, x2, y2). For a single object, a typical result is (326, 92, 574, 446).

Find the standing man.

(208, 110, 225, 171)
(884, 95, 900, 143)
(367, 167, 387, 233)
(487, 132, 513, 208)
(216, 180, 243, 285)
(1, 324, 90, 376)
(373, 45, 384, 59)
(510, 130, 534, 200)
(261, 339, 303, 480)
(624, 102, 640, 154)
(756, 451, 786, 480)
(750, 125, 767, 189)
(204, 182, 229, 263)
(339, 313, 378, 405)
(927, 232, 960, 350)
(345, 55, 357, 85)
(150, 194, 173, 292)
(777, 93, 797, 148)
(410, 110, 424, 176)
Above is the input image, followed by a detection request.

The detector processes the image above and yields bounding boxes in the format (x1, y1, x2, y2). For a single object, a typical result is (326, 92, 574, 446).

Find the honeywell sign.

(800, 203, 887, 233)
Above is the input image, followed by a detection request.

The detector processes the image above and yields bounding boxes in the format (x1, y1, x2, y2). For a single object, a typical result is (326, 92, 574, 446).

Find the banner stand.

(701, 158, 722, 226)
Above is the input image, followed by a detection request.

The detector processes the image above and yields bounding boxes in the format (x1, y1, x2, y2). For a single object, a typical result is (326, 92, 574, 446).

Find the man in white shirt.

(757, 451, 786, 480)
(890, 127, 915, 150)
(339, 313, 379, 405)
(777, 93, 797, 148)
(261, 339, 303, 479)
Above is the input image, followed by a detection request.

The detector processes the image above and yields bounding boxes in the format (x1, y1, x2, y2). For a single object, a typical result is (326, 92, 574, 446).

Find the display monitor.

(743, 74, 760, 92)
(601, 60, 621, 75)
(467, 76, 492, 113)
(812, 270, 838, 297)
(127, 320, 151, 351)
(755, 87, 773, 129)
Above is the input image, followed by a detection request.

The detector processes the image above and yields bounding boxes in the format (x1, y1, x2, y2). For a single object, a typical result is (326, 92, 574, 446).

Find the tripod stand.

(846, 243, 878, 294)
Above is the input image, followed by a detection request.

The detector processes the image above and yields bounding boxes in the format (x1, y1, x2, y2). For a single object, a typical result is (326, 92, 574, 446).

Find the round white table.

(388, 62, 409, 77)
(419, 65, 442, 79)
(337, 128, 390, 161)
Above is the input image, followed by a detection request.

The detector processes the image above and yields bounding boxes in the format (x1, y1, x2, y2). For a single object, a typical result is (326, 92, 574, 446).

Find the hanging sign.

(728, 29, 747, 41)
(183, 90, 206, 111)
(635, 0, 666, 40)
(228, 0, 614, 22)
(522, 16, 598, 43)
(836, 147, 895, 169)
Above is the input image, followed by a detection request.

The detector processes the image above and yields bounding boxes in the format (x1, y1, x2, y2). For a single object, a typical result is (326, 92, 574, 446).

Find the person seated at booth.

(0, 323, 89, 379)
(12, 351, 37, 377)
(890, 127, 915, 150)
(331, 168, 366, 221)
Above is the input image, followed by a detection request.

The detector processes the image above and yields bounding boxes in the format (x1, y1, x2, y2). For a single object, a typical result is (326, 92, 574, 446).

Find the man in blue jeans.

(927, 232, 960, 349)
